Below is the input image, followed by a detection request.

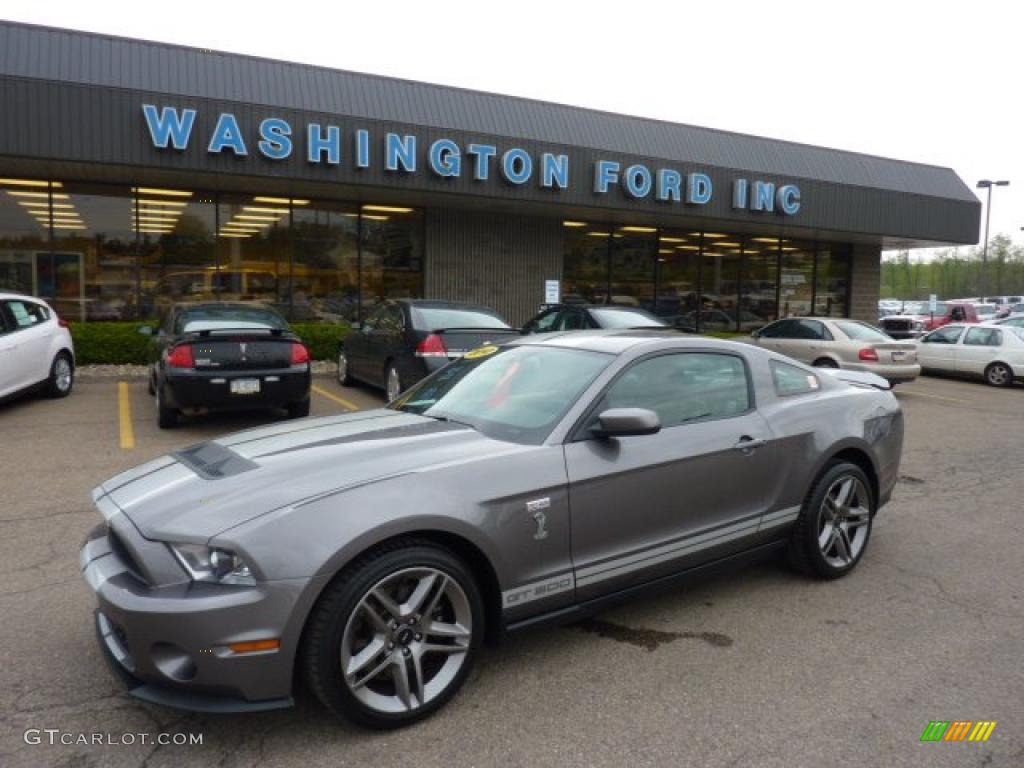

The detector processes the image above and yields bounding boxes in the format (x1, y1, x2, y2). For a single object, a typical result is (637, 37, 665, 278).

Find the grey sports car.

(81, 331, 903, 728)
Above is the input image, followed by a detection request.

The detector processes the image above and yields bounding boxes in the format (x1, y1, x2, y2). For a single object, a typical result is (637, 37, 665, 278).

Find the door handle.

(733, 436, 768, 452)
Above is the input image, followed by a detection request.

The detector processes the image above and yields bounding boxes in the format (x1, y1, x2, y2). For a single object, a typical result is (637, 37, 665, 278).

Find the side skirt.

(502, 539, 788, 635)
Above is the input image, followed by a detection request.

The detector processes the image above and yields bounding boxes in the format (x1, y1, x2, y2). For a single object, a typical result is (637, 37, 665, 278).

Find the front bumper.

(163, 366, 310, 411)
(80, 519, 316, 710)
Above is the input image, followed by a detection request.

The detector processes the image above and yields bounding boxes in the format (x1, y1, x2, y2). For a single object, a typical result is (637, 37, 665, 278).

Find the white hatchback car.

(0, 292, 75, 400)
(915, 323, 1024, 387)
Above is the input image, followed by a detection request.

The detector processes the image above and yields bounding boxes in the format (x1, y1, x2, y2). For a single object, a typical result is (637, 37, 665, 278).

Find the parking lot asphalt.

(0, 373, 1021, 767)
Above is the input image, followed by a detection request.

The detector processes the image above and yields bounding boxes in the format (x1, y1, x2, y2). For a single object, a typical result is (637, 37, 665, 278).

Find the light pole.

(977, 179, 1010, 295)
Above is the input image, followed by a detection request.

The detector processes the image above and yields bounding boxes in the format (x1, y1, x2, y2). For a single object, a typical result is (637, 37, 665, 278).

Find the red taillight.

(416, 333, 448, 358)
(57, 316, 69, 329)
(167, 344, 195, 368)
(858, 348, 880, 362)
(290, 342, 310, 365)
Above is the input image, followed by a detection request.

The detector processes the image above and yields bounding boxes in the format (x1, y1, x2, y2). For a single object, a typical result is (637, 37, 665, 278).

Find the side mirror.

(751, 330, 762, 339)
(591, 408, 661, 438)
(137, 325, 153, 336)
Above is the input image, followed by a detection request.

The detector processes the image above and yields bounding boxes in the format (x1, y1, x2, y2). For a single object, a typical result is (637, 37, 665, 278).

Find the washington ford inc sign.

(142, 105, 802, 215)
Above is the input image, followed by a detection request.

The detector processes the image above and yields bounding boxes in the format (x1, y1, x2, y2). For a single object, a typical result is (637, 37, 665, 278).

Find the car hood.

(93, 409, 525, 542)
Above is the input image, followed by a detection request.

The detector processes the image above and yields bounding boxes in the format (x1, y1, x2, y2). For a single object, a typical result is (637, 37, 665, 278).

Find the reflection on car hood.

(93, 409, 526, 541)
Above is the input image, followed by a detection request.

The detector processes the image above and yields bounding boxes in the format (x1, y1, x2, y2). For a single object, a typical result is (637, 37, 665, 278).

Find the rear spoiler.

(819, 368, 892, 391)
(185, 327, 289, 338)
(428, 326, 521, 334)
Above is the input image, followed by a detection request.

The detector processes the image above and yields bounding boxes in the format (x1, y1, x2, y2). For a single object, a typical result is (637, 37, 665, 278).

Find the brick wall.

(849, 243, 882, 324)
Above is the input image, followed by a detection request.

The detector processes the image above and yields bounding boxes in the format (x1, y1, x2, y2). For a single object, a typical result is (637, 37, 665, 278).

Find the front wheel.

(45, 352, 74, 398)
(303, 541, 483, 729)
(788, 461, 874, 579)
(985, 362, 1013, 387)
(156, 386, 178, 429)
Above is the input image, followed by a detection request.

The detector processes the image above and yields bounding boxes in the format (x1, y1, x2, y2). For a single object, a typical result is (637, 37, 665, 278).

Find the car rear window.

(411, 307, 510, 330)
(589, 307, 667, 328)
(175, 306, 287, 334)
(833, 320, 891, 342)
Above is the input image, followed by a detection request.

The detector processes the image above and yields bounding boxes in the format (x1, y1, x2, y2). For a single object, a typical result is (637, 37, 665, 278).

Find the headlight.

(169, 543, 255, 586)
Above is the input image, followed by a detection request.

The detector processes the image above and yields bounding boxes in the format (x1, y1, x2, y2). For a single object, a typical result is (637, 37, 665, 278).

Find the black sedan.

(337, 299, 520, 401)
(522, 303, 669, 333)
(144, 302, 311, 428)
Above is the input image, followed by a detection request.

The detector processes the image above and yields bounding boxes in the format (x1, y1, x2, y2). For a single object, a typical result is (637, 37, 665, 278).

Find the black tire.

(156, 386, 178, 429)
(302, 540, 484, 729)
(147, 371, 156, 396)
(287, 397, 311, 419)
(812, 358, 839, 369)
(984, 362, 1013, 387)
(45, 351, 74, 398)
(788, 461, 874, 580)
(337, 349, 352, 386)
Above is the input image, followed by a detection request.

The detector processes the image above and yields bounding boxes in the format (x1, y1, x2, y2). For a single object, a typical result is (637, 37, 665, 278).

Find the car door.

(564, 350, 781, 601)
(347, 305, 384, 380)
(2, 299, 55, 390)
(957, 326, 1003, 375)
(916, 325, 964, 371)
(0, 305, 16, 397)
(357, 303, 404, 384)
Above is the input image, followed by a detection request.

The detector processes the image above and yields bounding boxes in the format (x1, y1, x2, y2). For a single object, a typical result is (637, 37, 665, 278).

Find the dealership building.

(0, 22, 980, 330)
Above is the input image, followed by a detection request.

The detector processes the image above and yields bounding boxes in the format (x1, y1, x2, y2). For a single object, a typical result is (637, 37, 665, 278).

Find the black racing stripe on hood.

(254, 419, 469, 458)
(173, 442, 259, 480)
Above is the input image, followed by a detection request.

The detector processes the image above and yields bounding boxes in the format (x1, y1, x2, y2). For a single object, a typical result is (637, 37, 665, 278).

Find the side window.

(560, 309, 586, 331)
(923, 326, 963, 344)
(529, 309, 561, 333)
(964, 327, 1002, 346)
(599, 353, 751, 427)
(6, 300, 48, 328)
(760, 319, 797, 338)
(796, 320, 828, 340)
(771, 361, 821, 396)
(381, 305, 405, 332)
(362, 306, 386, 331)
(0, 304, 10, 334)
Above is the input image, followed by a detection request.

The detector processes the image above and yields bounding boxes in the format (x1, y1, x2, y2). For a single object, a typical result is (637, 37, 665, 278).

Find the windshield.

(392, 344, 611, 444)
(175, 306, 287, 334)
(411, 306, 510, 330)
(834, 320, 892, 342)
(975, 305, 996, 316)
(590, 307, 667, 328)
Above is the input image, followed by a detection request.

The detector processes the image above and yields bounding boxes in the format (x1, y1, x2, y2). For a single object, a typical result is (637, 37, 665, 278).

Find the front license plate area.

(230, 378, 260, 395)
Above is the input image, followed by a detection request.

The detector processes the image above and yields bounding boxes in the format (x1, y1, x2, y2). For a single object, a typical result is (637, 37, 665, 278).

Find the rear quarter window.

(771, 360, 821, 396)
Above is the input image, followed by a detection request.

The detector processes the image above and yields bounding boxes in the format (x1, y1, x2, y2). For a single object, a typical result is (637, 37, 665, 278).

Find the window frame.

(567, 349, 756, 442)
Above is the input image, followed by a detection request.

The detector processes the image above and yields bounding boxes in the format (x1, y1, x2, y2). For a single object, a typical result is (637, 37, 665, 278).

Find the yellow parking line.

(312, 384, 360, 411)
(897, 389, 972, 405)
(118, 381, 136, 449)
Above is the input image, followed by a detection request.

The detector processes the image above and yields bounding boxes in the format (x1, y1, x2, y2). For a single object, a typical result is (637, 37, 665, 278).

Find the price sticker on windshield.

(465, 345, 499, 360)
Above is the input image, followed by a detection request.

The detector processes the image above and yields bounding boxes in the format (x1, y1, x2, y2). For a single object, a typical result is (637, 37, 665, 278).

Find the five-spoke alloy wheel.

(789, 461, 874, 579)
(304, 541, 483, 728)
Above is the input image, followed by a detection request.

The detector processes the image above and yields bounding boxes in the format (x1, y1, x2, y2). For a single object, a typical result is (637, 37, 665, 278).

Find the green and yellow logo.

(920, 721, 997, 742)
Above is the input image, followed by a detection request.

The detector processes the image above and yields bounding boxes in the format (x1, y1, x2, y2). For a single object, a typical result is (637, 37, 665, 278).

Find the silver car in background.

(81, 331, 903, 728)
(915, 323, 1024, 386)
(751, 317, 920, 384)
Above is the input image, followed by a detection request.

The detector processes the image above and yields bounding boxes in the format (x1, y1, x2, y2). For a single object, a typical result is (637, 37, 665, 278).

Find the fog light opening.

(151, 642, 197, 682)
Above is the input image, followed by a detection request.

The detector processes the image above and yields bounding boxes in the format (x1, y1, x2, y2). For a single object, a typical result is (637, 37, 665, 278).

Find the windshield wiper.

(425, 413, 474, 428)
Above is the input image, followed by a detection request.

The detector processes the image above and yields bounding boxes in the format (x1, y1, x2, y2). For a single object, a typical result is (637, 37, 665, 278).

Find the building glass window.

(815, 245, 850, 317)
(779, 239, 814, 318)
(0, 179, 55, 297)
(655, 230, 701, 323)
(136, 188, 217, 322)
(215, 194, 290, 314)
(292, 199, 359, 323)
(609, 226, 656, 310)
(739, 236, 778, 329)
(702, 232, 741, 329)
(563, 223, 609, 304)
(359, 205, 423, 314)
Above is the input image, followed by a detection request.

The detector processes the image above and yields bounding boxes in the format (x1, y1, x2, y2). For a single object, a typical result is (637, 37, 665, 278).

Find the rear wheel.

(303, 541, 483, 729)
(287, 398, 311, 419)
(788, 461, 874, 579)
(156, 386, 178, 429)
(337, 350, 352, 386)
(812, 358, 839, 368)
(45, 352, 74, 398)
(385, 364, 402, 402)
(984, 362, 1013, 387)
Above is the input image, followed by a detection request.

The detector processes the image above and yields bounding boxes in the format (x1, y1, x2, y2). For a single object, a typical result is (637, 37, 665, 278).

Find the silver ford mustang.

(81, 331, 903, 728)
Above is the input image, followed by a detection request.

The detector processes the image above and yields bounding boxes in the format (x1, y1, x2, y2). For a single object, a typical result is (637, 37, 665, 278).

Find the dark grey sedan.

(81, 331, 903, 728)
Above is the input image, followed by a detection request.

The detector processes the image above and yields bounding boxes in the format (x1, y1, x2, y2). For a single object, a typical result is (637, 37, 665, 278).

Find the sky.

(4, 0, 1021, 256)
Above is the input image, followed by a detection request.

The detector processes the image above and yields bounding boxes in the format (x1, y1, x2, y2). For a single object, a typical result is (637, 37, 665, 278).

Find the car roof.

(172, 301, 281, 313)
(394, 299, 502, 312)
(0, 291, 43, 302)
(506, 328, 745, 355)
